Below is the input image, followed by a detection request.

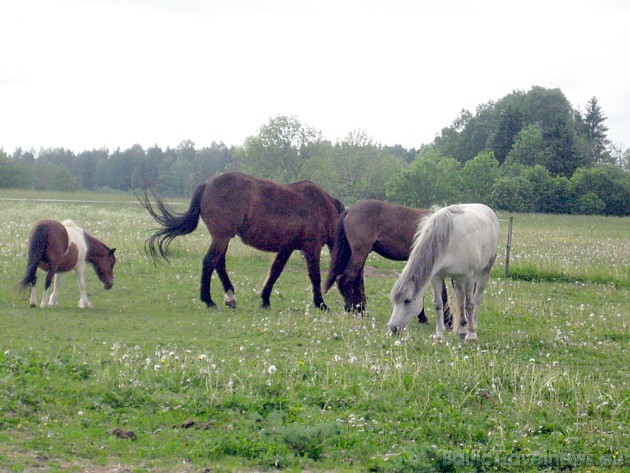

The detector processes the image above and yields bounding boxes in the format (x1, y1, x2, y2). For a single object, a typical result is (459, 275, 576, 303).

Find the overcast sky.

(2, 0, 629, 154)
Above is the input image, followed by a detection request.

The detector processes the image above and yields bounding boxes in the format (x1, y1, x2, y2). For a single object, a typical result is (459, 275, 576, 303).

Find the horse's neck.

(83, 232, 104, 261)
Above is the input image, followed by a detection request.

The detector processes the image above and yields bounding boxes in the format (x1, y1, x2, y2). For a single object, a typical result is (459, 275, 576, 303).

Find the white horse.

(388, 204, 499, 341)
(19, 219, 116, 308)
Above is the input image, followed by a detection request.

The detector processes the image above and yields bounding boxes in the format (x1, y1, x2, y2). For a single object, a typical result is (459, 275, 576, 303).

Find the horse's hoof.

(464, 333, 477, 342)
(318, 303, 329, 311)
(224, 300, 237, 309)
(30, 303, 37, 308)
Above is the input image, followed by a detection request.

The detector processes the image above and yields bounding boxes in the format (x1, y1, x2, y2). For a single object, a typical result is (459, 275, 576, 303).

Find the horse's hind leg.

(200, 240, 229, 308)
(29, 285, 38, 308)
(465, 271, 491, 341)
(356, 266, 367, 312)
(215, 254, 236, 309)
(261, 248, 293, 309)
(41, 271, 55, 308)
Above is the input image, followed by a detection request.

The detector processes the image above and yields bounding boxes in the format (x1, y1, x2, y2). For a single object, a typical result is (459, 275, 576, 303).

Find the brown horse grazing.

(324, 199, 450, 325)
(135, 171, 345, 310)
(19, 219, 116, 308)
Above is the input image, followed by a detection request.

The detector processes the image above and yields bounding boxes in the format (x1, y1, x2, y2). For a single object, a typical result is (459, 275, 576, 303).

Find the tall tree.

(584, 96, 610, 164)
(236, 115, 322, 183)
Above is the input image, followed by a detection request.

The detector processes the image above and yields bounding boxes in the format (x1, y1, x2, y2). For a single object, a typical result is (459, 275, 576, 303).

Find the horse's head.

(388, 274, 423, 334)
(94, 248, 116, 290)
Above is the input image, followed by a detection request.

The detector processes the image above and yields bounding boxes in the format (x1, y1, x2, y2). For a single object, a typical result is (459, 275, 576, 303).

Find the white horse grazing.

(388, 204, 499, 341)
(19, 219, 116, 308)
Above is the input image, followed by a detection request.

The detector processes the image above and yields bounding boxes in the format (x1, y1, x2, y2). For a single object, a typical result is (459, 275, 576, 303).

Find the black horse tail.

(324, 209, 351, 293)
(19, 224, 48, 290)
(136, 182, 206, 262)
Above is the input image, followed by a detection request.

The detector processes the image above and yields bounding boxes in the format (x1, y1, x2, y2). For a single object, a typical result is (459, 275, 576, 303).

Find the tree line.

(1, 86, 628, 216)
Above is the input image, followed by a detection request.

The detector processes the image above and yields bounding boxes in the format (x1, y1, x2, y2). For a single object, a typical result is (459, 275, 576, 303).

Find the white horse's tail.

(391, 207, 453, 302)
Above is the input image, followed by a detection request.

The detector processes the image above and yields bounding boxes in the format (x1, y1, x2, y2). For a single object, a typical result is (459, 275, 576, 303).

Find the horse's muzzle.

(388, 324, 401, 335)
(104, 282, 113, 290)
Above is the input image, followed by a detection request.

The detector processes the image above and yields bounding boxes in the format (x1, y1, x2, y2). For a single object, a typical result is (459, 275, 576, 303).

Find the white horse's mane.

(391, 205, 455, 300)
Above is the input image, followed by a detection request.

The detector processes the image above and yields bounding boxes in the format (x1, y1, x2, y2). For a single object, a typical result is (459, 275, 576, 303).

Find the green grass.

(0, 192, 628, 472)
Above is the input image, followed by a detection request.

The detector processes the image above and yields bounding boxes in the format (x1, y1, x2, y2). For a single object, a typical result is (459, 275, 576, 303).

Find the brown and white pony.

(19, 219, 116, 308)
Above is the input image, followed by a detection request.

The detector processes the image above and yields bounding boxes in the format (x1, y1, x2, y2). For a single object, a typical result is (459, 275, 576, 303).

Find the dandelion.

(267, 365, 277, 375)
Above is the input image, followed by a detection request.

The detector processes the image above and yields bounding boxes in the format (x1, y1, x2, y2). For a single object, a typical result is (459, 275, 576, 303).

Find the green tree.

(386, 147, 462, 208)
(522, 165, 574, 214)
(488, 102, 525, 164)
(460, 151, 502, 203)
(583, 96, 610, 164)
(236, 115, 321, 182)
(569, 166, 630, 216)
(489, 176, 534, 213)
(0, 154, 29, 188)
(505, 124, 550, 167)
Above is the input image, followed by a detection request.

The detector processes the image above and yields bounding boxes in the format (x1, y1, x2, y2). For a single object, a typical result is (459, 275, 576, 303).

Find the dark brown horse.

(19, 219, 116, 308)
(324, 199, 450, 324)
(136, 171, 345, 310)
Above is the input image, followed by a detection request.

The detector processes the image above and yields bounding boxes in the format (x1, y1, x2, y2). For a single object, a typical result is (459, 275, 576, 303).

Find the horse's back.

(201, 172, 341, 251)
(445, 204, 499, 272)
(346, 200, 426, 260)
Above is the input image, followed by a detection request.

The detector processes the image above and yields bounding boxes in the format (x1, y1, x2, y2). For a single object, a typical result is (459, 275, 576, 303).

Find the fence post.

(505, 216, 513, 277)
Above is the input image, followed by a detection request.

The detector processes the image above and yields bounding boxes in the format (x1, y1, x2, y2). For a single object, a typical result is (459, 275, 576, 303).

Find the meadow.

(0, 190, 628, 472)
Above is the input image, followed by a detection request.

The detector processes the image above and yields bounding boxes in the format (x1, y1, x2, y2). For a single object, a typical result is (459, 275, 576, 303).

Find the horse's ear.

(110, 248, 117, 255)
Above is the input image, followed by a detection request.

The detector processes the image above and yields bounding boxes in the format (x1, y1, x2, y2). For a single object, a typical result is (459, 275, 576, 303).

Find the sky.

(2, 0, 629, 154)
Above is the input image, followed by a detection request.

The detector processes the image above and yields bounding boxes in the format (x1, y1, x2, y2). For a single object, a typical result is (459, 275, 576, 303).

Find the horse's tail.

(135, 182, 205, 262)
(391, 207, 453, 310)
(19, 224, 48, 290)
(324, 210, 351, 293)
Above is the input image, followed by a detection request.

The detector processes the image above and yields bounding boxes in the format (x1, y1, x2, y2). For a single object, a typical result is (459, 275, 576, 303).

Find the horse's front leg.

(261, 248, 292, 309)
(303, 247, 327, 310)
(338, 252, 367, 312)
(74, 264, 92, 308)
(431, 277, 447, 341)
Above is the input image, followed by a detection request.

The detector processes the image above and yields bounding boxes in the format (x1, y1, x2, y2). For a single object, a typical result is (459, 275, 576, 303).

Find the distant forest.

(1, 86, 629, 216)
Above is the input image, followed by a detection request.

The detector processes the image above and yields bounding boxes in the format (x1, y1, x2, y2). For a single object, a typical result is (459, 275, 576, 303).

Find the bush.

(489, 176, 534, 212)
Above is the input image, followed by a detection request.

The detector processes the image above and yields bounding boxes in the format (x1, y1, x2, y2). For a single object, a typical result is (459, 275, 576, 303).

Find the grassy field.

(0, 190, 628, 472)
